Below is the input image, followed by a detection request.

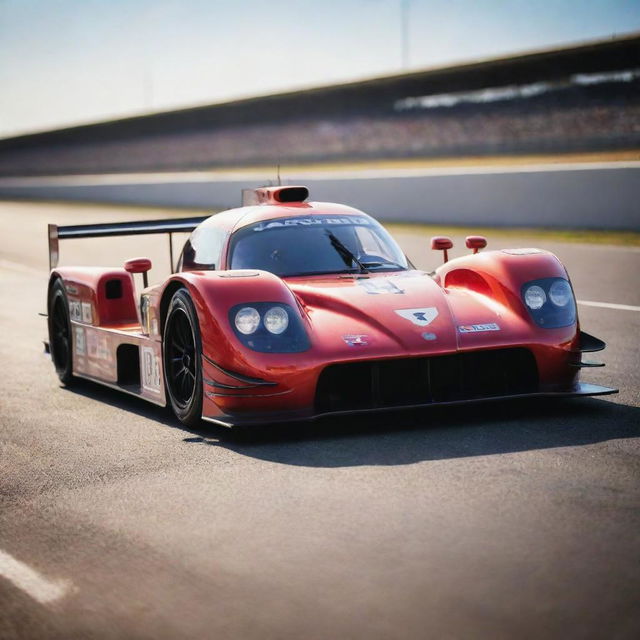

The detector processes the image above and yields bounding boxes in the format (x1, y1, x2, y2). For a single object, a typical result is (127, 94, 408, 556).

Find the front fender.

(435, 249, 580, 389)
(163, 269, 305, 370)
(435, 249, 573, 323)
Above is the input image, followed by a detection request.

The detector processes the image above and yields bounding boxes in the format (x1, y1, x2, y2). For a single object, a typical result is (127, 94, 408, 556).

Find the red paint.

(465, 235, 487, 253)
(124, 257, 152, 274)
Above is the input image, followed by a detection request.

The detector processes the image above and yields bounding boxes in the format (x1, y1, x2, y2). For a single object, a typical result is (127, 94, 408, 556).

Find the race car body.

(46, 185, 616, 427)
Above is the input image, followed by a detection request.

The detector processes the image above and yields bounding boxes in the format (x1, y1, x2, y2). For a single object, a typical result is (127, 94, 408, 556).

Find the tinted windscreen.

(229, 215, 408, 277)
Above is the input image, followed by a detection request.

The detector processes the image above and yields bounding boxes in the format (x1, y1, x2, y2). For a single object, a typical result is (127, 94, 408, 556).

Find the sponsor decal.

(358, 279, 404, 295)
(81, 302, 93, 324)
(74, 326, 85, 356)
(253, 216, 370, 232)
(458, 323, 501, 333)
(69, 300, 82, 322)
(342, 334, 369, 347)
(86, 332, 110, 360)
(142, 347, 161, 392)
(395, 307, 438, 326)
(422, 332, 437, 341)
(65, 284, 78, 295)
(86, 331, 97, 358)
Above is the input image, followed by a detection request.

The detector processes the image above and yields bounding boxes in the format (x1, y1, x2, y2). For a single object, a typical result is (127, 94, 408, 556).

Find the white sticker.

(359, 279, 404, 295)
(97, 337, 110, 360)
(86, 332, 109, 360)
(342, 334, 369, 346)
(69, 301, 82, 322)
(74, 326, 85, 355)
(142, 346, 161, 393)
(458, 323, 501, 333)
(81, 302, 93, 324)
(87, 331, 97, 357)
(394, 307, 439, 326)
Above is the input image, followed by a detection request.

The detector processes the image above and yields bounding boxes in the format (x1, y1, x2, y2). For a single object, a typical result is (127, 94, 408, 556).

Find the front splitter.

(201, 382, 618, 428)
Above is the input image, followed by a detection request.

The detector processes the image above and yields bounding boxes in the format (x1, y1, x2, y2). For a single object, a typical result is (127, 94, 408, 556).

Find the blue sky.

(0, 0, 638, 138)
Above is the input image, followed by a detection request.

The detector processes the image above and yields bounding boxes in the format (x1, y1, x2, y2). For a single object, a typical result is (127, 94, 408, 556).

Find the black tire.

(163, 289, 203, 427)
(48, 279, 74, 384)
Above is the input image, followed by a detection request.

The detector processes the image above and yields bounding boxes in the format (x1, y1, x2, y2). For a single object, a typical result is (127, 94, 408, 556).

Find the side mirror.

(124, 257, 152, 288)
(431, 236, 453, 263)
(465, 236, 487, 254)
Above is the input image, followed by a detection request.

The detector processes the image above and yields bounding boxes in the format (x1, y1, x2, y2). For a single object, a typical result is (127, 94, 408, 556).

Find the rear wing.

(47, 216, 209, 272)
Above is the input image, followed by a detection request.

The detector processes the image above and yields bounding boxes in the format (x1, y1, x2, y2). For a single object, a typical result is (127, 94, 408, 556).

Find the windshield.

(228, 214, 409, 277)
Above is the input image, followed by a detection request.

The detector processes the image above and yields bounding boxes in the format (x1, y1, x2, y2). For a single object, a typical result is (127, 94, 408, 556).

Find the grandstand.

(0, 33, 638, 176)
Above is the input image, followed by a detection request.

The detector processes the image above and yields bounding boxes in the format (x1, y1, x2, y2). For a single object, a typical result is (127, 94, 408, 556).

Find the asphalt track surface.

(1, 201, 639, 640)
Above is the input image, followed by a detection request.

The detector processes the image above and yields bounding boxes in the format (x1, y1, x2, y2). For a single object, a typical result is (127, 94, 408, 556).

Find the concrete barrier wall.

(0, 164, 638, 229)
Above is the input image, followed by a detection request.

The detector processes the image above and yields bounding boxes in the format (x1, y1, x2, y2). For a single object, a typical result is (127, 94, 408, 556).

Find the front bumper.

(201, 382, 617, 428)
(201, 339, 617, 427)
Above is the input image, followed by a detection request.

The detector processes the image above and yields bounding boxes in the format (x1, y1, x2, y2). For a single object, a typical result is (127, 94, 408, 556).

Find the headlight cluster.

(230, 302, 309, 353)
(522, 277, 576, 328)
(235, 305, 289, 335)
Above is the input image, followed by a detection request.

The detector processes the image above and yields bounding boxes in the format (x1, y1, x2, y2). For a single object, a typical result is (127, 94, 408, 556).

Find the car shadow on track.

(191, 396, 639, 468)
(61, 378, 179, 428)
(63, 378, 639, 468)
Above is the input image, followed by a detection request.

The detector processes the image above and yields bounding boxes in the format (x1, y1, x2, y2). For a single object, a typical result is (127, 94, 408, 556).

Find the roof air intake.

(242, 185, 309, 206)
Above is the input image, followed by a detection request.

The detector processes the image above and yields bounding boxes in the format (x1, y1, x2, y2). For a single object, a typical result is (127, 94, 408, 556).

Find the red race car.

(45, 185, 616, 427)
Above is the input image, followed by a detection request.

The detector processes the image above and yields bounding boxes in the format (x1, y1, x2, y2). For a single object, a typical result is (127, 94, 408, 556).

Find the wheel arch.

(47, 271, 64, 301)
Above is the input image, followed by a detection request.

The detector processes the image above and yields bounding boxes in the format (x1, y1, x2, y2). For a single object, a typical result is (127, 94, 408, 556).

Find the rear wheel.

(163, 289, 203, 427)
(48, 279, 74, 384)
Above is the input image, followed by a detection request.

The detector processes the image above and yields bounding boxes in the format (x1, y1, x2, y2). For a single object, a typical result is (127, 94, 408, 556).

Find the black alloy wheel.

(48, 279, 74, 384)
(163, 289, 203, 426)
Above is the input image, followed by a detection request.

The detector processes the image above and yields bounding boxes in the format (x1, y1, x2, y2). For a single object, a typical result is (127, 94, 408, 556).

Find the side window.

(179, 226, 227, 271)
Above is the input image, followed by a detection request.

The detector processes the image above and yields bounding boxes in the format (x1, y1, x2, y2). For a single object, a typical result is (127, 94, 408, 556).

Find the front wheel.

(163, 289, 203, 427)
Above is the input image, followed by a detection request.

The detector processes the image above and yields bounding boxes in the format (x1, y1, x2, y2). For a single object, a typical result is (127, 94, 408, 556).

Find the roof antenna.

(276, 163, 281, 186)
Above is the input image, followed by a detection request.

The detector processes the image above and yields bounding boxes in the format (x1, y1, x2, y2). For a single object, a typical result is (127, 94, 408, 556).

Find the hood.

(285, 270, 528, 359)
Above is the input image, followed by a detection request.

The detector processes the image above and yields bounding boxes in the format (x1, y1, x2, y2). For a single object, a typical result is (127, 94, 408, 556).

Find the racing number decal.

(359, 279, 404, 295)
(142, 346, 161, 393)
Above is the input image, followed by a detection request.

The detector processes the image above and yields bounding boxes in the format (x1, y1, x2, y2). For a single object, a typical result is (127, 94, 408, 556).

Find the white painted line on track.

(0, 549, 71, 604)
(577, 300, 640, 312)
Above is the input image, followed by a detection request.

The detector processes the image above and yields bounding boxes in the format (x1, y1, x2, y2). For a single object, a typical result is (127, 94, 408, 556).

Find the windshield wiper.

(326, 231, 368, 273)
(360, 260, 406, 270)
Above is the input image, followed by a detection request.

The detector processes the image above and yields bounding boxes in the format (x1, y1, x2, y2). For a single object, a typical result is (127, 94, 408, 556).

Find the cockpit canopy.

(179, 212, 409, 277)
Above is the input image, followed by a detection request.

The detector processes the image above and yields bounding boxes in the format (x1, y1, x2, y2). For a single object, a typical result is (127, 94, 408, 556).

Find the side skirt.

(72, 371, 167, 408)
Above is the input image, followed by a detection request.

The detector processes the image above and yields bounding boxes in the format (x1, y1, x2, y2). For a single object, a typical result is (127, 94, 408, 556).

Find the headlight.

(229, 302, 310, 353)
(235, 307, 260, 334)
(524, 285, 547, 310)
(521, 277, 576, 329)
(264, 306, 289, 334)
(549, 280, 572, 307)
